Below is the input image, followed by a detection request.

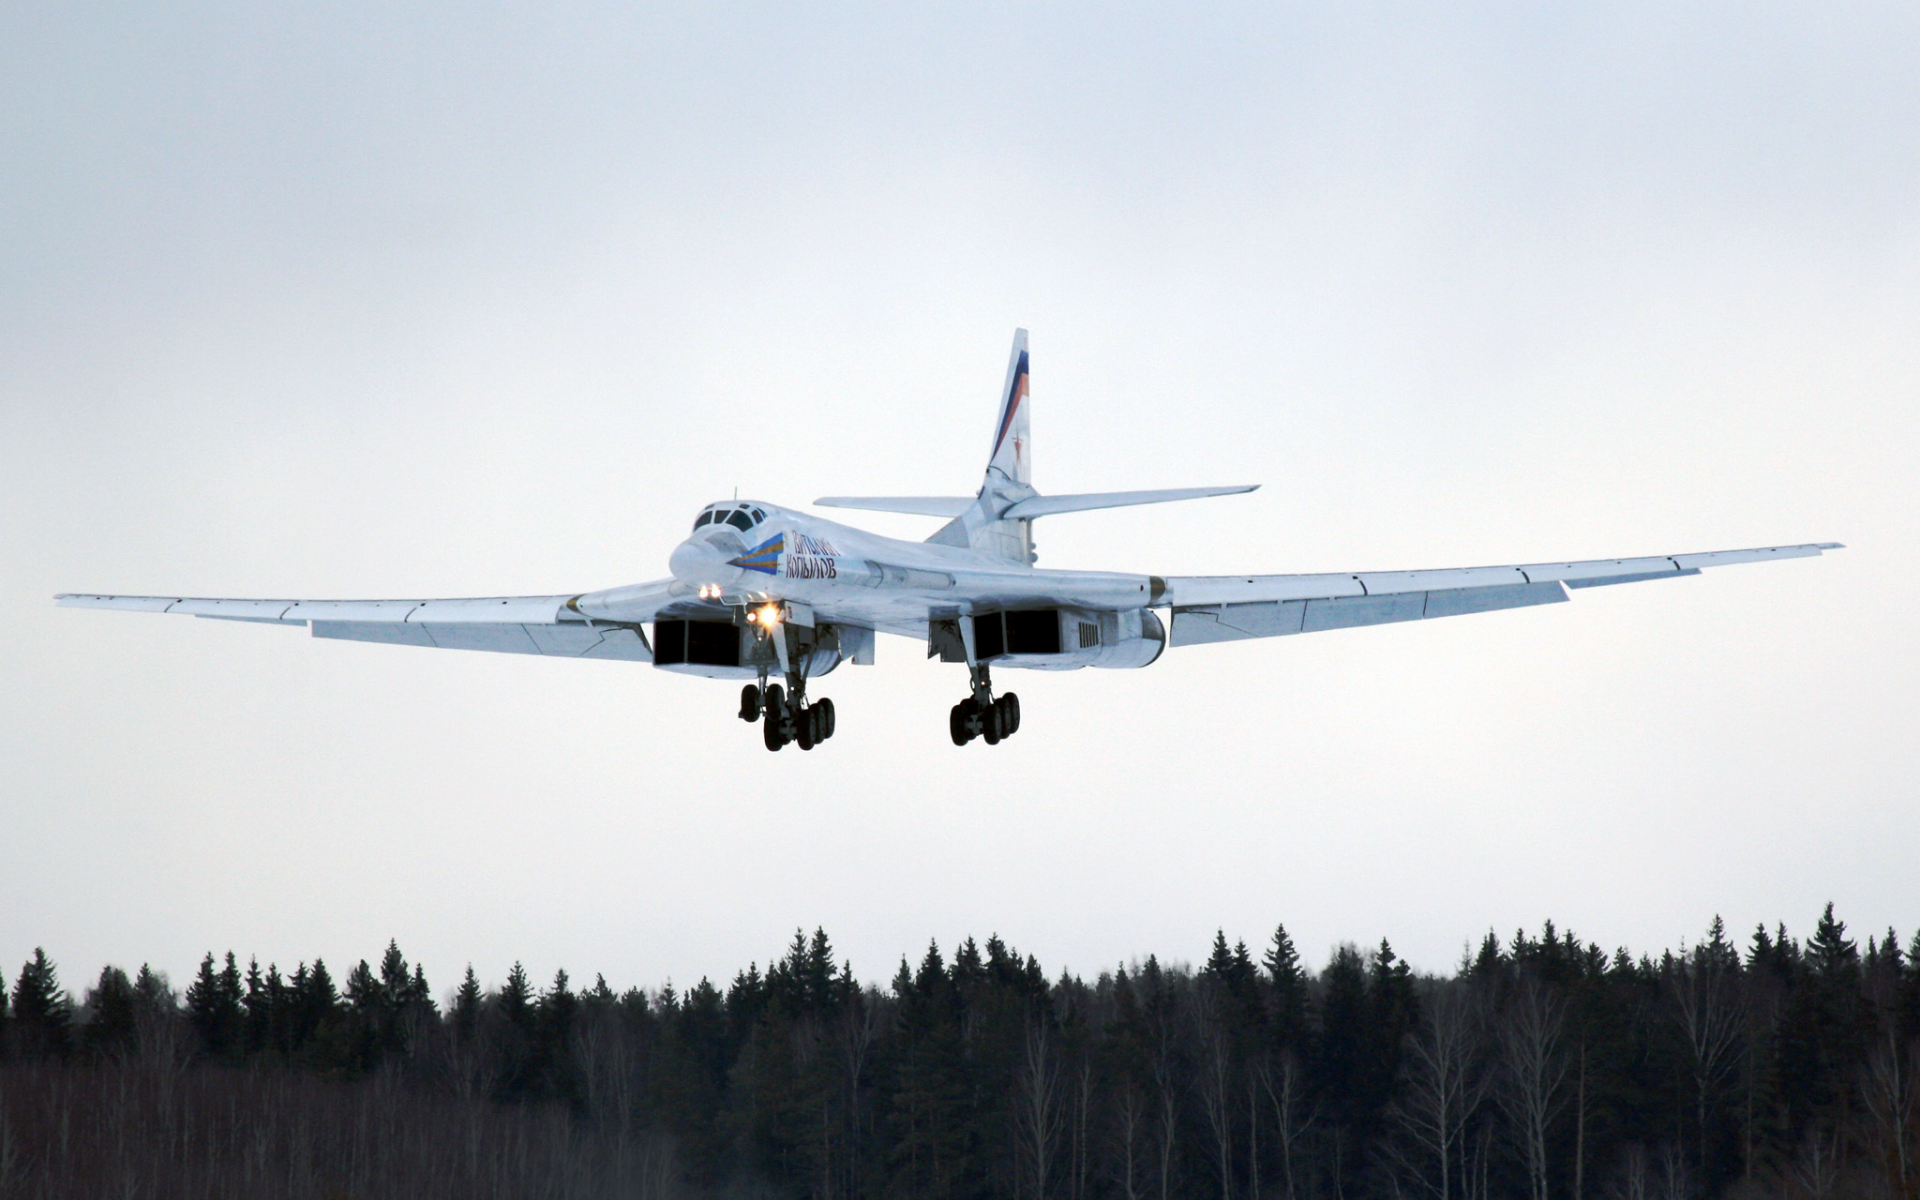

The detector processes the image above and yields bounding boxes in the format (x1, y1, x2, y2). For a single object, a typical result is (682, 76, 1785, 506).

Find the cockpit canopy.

(692, 503, 766, 534)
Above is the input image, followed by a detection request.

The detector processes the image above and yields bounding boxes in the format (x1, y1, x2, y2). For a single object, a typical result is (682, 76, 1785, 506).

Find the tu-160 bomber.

(60, 331, 1839, 751)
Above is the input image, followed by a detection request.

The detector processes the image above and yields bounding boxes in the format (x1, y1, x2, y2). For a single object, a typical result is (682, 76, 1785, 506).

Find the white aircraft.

(60, 330, 1839, 751)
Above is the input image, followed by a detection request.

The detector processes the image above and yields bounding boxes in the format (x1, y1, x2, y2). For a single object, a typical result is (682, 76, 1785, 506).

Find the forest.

(0, 906, 1915, 1200)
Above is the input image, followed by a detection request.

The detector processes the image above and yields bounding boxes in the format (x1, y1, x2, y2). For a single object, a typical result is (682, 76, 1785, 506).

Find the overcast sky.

(3, 3, 1916, 1002)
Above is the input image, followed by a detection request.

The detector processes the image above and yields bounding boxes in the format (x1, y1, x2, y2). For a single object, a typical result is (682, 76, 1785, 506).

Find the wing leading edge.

(1164, 542, 1841, 647)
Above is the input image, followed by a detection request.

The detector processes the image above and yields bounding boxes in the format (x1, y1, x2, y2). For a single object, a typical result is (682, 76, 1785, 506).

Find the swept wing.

(54, 583, 687, 661)
(1163, 543, 1841, 646)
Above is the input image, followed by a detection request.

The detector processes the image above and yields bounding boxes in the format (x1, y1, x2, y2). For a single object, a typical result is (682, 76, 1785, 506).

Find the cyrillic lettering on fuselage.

(785, 533, 839, 580)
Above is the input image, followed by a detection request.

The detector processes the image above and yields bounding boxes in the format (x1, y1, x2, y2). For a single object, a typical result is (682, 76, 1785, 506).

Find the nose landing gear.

(949, 663, 1020, 747)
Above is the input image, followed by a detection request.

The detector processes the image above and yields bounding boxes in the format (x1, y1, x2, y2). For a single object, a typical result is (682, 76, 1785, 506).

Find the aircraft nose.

(669, 537, 737, 586)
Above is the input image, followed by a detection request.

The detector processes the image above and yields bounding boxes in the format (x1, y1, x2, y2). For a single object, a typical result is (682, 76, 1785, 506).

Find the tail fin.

(926, 329, 1038, 562)
(986, 329, 1032, 486)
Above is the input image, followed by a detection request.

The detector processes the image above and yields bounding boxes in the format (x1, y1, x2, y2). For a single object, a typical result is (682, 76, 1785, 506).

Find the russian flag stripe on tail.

(986, 329, 1032, 486)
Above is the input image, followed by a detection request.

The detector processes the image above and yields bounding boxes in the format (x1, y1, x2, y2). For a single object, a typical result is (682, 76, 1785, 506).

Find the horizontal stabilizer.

(1001, 485, 1257, 520)
(814, 496, 977, 517)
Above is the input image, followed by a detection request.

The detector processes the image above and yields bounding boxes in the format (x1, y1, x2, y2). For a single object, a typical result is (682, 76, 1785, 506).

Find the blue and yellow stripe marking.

(729, 533, 784, 576)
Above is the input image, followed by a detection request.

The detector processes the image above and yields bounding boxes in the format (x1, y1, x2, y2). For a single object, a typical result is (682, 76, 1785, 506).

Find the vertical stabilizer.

(987, 329, 1032, 486)
(927, 329, 1039, 563)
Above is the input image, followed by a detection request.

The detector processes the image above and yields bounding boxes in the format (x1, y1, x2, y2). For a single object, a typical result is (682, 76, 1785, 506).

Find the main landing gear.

(950, 663, 1020, 747)
(741, 681, 836, 752)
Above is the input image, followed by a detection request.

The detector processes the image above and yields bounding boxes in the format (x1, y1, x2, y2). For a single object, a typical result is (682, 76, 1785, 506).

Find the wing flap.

(1172, 582, 1568, 647)
(313, 621, 651, 661)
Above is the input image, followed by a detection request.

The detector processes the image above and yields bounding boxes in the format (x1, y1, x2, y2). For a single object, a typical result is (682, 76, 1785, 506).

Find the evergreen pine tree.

(133, 965, 172, 1012)
(1366, 939, 1418, 1114)
(1774, 905, 1870, 1142)
(1205, 929, 1235, 979)
(243, 957, 270, 1056)
(294, 959, 338, 1058)
(1473, 929, 1504, 976)
(379, 941, 409, 1004)
(453, 965, 481, 1042)
(12, 948, 72, 1057)
(1264, 923, 1310, 1051)
(500, 962, 534, 1030)
(1807, 902, 1860, 983)
(187, 952, 237, 1055)
(806, 927, 836, 1012)
(263, 963, 290, 1057)
(344, 959, 380, 1016)
(84, 965, 137, 1056)
(342, 958, 383, 1071)
(543, 968, 577, 1052)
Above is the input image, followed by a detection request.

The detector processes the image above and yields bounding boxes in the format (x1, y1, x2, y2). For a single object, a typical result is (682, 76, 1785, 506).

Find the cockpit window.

(694, 504, 764, 533)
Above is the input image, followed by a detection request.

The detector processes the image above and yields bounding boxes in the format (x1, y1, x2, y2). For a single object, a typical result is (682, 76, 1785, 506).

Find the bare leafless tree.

(1861, 1034, 1920, 1200)
(1666, 922, 1745, 1176)
(1388, 981, 1486, 1200)
(1606, 1144, 1652, 1200)
(1791, 1124, 1843, 1199)
(0, 1106, 19, 1199)
(1072, 1058, 1094, 1200)
(1018, 1014, 1065, 1200)
(1862, 952, 1920, 1200)
(1259, 1049, 1315, 1200)
(837, 986, 883, 1199)
(1655, 1143, 1690, 1200)
(1498, 977, 1569, 1200)
(1197, 985, 1237, 1200)
(1113, 1081, 1149, 1200)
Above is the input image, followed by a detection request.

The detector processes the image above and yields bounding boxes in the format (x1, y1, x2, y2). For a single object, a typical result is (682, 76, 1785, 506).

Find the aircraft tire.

(949, 702, 971, 746)
(999, 693, 1019, 736)
(796, 704, 816, 751)
(739, 684, 762, 722)
(982, 703, 1002, 745)
(816, 697, 835, 740)
(763, 684, 786, 751)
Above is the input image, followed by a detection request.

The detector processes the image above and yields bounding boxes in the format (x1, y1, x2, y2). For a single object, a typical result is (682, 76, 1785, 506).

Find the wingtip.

(1817, 542, 1845, 550)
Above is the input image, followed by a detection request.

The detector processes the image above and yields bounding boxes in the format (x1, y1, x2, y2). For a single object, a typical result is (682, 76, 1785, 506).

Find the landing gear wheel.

(762, 684, 787, 752)
(982, 702, 1003, 745)
(796, 707, 815, 751)
(950, 701, 972, 746)
(815, 697, 835, 741)
(998, 692, 1020, 736)
(739, 684, 763, 722)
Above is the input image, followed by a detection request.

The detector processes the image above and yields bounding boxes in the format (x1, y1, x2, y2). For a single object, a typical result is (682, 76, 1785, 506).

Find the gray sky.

(3, 3, 1916, 1001)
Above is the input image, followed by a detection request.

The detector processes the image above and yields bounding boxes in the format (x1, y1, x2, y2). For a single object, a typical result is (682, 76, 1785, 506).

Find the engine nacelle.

(938, 607, 1165, 670)
(651, 617, 846, 680)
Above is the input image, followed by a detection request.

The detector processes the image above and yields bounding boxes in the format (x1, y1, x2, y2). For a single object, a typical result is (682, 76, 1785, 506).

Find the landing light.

(756, 603, 783, 628)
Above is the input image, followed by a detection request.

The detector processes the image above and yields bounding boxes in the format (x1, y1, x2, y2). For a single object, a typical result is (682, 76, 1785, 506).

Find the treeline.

(1, 907, 1917, 1199)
